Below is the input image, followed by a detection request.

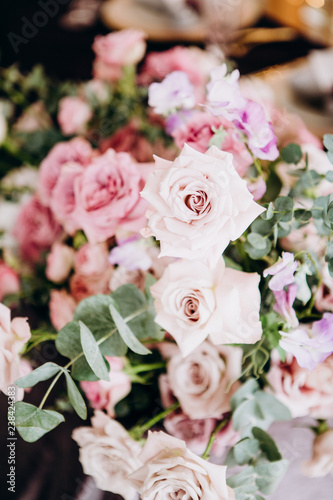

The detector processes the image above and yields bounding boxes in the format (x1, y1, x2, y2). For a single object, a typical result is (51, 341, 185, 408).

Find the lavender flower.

(263, 252, 299, 291)
(148, 71, 195, 115)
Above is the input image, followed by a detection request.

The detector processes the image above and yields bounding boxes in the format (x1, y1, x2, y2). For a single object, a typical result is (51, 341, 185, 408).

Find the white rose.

(166, 341, 242, 419)
(129, 431, 235, 500)
(72, 411, 142, 500)
(141, 144, 265, 269)
(151, 258, 262, 356)
(302, 430, 333, 478)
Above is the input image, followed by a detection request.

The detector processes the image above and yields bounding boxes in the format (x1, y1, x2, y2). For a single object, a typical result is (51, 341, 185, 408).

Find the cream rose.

(0, 303, 31, 400)
(141, 144, 265, 268)
(302, 430, 333, 478)
(165, 341, 242, 419)
(151, 258, 262, 356)
(72, 411, 142, 500)
(267, 352, 333, 418)
(129, 431, 235, 500)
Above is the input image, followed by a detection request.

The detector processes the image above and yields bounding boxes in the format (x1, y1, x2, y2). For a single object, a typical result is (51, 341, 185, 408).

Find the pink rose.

(172, 112, 252, 176)
(92, 29, 146, 82)
(38, 137, 93, 206)
(0, 263, 20, 301)
(141, 144, 264, 268)
(0, 303, 31, 400)
(151, 258, 262, 356)
(69, 270, 112, 302)
(80, 357, 131, 417)
(302, 430, 333, 478)
(74, 242, 109, 276)
(72, 411, 142, 500)
(139, 46, 212, 90)
(163, 411, 239, 457)
(49, 289, 77, 331)
(13, 196, 62, 263)
(129, 431, 235, 500)
(74, 149, 149, 243)
(161, 341, 242, 419)
(57, 96, 92, 136)
(50, 162, 85, 235)
(315, 262, 333, 313)
(267, 352, 333, 419)
(46, 242, 74, 283)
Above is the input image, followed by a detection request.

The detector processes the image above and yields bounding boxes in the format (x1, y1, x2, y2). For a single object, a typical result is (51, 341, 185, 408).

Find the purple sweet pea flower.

(109, 237, 152, 271)
(206, 64, 246, 120)
(165, 109, 195, 135)
(148, 71, 195, 115)
(263, 252, 299, 291)
(234, 100, 279, 161)
(273, 284, 299, 328)
(279, 313, 333, 370)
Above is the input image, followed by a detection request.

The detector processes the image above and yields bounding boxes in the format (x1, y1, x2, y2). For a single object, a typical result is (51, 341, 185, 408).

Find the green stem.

(127, 362, 166, 375)
(38, 306, 149, 410)
(129, 402, 180, 440)
(202, 417, 230, 460)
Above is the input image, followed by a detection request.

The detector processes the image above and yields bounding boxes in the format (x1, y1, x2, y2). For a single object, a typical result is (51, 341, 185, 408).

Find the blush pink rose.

(163, 412, 239, 457)
(0, 263, 20, 301)
(92, 29, 146, 82)
(69, 270, 112, 302)
(50, 162, 85, 235)
(49, 289, 77, 331)
(172, 112, 252, 177)
(74, 242, 109, 276)
(80, 357, 131, 417)
(72, 411, 142, 500)
(141, 144, 265, 268)
(315, 262, 333, 313)
(0, 303, 31, 400)
(38, 137, 93, 206)
(151, 258, 262, 356)
(129, 431, 235, 500)
(302, 430, 333, 478)
(74, 149, 150, 243)
(46, 242, 74, 283)
(161, 341, 242, 419)
(58, 97, 92, 136)
(267, 352, 333, 419)
(13, 196, 62, 263)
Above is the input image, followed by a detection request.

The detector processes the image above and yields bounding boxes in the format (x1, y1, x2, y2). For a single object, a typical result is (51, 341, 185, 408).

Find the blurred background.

(0, 0, 332, 78)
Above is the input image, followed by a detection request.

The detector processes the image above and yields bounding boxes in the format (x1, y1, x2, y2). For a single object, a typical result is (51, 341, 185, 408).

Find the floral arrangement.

(1, 28, 333, 500)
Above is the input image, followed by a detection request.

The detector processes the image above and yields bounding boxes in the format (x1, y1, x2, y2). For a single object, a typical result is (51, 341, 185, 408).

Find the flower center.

(169, 489, 187, 500)
(182, 295, 200, 322)
(185, 190, 211, 217)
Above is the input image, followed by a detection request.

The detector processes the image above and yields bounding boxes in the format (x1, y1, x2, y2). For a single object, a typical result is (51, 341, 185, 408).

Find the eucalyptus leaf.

(233, 438, 260, 465)
(244, 239, 272, 260)
(74, 295, 127, 357)
(15, 362, 61, 388)
(252, 427, 282, 461)
(109, 298, 151, 355)
(328, 151, 333, 165)
(63, 370, 87, 419)
(254, 460, 289, 494)
(231, 379, 259, 411)
(79, 321, 110, 381)
(15, 402, 64, 442)
(323, 134, 333, 152)
(280, 143, 302, 164)
(325, 170, 333, 182)
(247, 233, 267, 250)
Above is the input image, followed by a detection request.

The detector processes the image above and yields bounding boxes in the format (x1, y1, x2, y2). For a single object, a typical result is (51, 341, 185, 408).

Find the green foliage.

(231, 379, 291, 437)
(324, 134, 333, 164)
(280, 143, 302, 164)
(15, 362, 61, 388)
(63, 371, 87, 420)
(14, 402, 64, 442)
(79, 321, 110, 381)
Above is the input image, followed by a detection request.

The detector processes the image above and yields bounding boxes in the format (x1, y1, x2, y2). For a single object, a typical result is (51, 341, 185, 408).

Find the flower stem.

(129, 402, 180, 440)
(201, 417, 230, 460)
